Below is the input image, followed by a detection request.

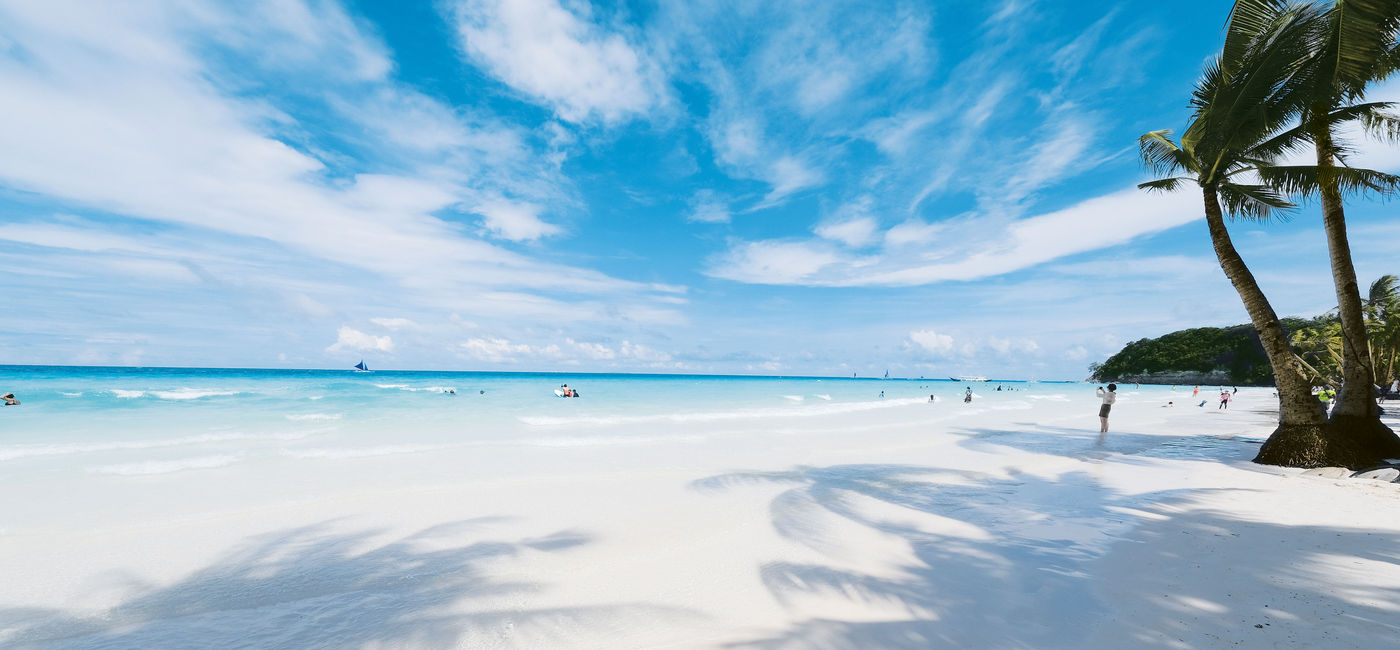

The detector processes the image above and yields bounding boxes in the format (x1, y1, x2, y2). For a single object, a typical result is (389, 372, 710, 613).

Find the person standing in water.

(964, 387, 973, 403)
(1096, 384, 1116, 443)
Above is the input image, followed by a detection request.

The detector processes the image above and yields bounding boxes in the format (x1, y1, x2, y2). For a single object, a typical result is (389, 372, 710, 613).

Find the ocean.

(0, 365, 1145, 532)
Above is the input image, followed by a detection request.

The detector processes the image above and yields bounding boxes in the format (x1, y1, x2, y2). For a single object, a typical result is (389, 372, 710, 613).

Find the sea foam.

(88, 454, 241, 475)
(519, 397, 928, 427)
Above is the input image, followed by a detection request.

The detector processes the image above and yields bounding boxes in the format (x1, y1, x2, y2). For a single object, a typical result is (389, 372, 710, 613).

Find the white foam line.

(284, 413, 343, 421)
(88, 454, 242, 476)
(151, 388, 241, 400)
(519, 397, 929, 427)
(280, 444, 458, 460)
(0, 431, 322, 462)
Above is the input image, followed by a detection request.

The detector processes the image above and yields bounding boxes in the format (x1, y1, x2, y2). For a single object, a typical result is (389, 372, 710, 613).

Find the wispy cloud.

(707, 187, 1201, 286)
(446, 0, 665, 124)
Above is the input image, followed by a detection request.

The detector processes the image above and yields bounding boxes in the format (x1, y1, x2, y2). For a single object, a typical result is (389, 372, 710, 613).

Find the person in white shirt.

(1096, 383, 1117, 443)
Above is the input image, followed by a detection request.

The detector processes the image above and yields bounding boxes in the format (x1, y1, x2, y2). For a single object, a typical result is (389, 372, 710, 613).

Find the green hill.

(1088, 321, 1316, 386)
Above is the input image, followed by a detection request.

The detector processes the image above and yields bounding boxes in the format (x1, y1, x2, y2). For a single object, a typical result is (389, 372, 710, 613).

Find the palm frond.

(1218, 181, 1295, 220)
(1138, 177, 1194, 193)
(1138, 130, 1194, 175)
(1346, 101, 1400, 141)
(1255, 164, 1400, 198)
(1326, 0, 1400, 97)
(1224, 0, 1293, 74)
(1369, 274, 1400, 305)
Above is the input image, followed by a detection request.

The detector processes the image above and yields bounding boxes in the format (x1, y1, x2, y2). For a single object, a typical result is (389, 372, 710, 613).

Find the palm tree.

(1365, 274, 1400, 387)
(1140, 1, 1333, 463)
(1251, 0, 1400, 458)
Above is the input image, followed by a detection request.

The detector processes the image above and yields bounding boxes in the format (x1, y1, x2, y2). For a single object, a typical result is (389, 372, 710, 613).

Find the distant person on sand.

(1218, 390, 1231, 410)
(1096, 384, 1116, 442)
(879, 391, 884, 398)
(1192, 385, 1199, 396)
(1163, 401, 1174, 407)
(964, 387, 973, 403)
(2, 392, 17, 406)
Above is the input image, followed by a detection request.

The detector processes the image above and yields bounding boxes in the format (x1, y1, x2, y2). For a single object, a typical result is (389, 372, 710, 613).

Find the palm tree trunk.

(1310, 120, 1400, 458)
(1200, 188, 1326, 434)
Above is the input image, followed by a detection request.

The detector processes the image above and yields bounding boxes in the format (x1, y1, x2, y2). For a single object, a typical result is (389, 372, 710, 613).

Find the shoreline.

(2, 384, 1398, 648)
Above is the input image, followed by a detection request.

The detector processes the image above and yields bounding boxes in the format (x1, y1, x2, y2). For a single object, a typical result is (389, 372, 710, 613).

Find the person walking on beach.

(1218, 390, 1231, 410)
(1095, 384, 1116, 443)
(1192, 385, 1199, 396)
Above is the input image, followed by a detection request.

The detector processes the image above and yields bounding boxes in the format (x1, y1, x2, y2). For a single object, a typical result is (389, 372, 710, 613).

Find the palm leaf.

(1218, 181, 1295, 220)
(1138, 130, 1195, 175)
(1255, 164, 1400, 197)
(1138, 177, 1194, 192)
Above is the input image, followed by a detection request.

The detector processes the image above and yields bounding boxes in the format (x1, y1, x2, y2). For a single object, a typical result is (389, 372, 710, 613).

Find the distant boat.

(884, 370, 889, 379)
(950, 375, 988, 382)
(353, 360, 371, 372)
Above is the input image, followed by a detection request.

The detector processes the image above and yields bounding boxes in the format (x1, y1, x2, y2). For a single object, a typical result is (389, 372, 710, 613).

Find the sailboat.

(353, 360, 371, 373)
(884, 370, 889, 379)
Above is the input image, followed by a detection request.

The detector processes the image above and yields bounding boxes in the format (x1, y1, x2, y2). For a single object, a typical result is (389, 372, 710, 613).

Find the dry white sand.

(3, 387, 1399, 648)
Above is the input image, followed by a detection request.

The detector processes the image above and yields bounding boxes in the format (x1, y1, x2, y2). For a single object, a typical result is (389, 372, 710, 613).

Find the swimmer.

(2, 392, 17, 406)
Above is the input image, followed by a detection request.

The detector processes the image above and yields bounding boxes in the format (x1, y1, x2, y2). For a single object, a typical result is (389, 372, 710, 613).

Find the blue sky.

(2, 0, 1399, 379)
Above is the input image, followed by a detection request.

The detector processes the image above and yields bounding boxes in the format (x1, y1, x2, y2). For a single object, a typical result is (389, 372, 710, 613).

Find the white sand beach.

(3, 385, 1399, 649)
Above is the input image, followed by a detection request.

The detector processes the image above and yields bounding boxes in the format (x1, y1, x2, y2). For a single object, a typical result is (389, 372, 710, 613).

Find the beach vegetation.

(1261, 0, 1400, 456)
(1093, 325, 1274, 385)
(1138, 0, 1336, 465)
(1139, 0, 1400, 467)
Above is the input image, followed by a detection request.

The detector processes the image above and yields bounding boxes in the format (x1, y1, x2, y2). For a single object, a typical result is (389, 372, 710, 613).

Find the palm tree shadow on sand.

(693, 457, 1400, 648)
(0, 517, 690, 648)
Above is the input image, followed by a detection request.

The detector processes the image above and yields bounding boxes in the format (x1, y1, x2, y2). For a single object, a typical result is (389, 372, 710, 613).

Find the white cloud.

(817, 201, 879, 247)
(0, 0, 680, 328)
(370, 317, 416, 330)
(707, 241, 848, 285)
(327, 326, 393, 353)
(447, 0, 663, 124)
(687, 190, 731, 223)
(709, 186, 1201, 286)
(473, 199, 561, 241)
(567, 338, 616, 360)
(910, 329, 955, 355)
(815, 216, 879, 248)
(458, 337, 555, 363)
(910, 329, 1040, 359)
(620, 340, 671, 362)
(454, 336, 668, 365)
(883, 219, 943, 247)
(761, 156, 824, 204)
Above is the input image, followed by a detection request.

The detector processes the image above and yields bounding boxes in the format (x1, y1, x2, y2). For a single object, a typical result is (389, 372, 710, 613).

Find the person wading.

(1096, 384, 1117, 444)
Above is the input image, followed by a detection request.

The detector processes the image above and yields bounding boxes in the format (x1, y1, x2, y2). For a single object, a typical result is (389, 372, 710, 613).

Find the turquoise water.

(0, 365, 1179, 500)
(0, 365, 1065, 442)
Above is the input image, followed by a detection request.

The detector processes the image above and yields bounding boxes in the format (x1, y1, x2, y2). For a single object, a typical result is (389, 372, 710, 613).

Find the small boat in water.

(950, 375, 988, 382)
(353, 360, 371, 373)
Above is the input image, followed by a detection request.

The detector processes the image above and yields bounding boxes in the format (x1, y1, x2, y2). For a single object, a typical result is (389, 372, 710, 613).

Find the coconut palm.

(1139, 1, 1333, 462)
(1261, 0, 1400, 450)
(1365, 274, 1400, 387)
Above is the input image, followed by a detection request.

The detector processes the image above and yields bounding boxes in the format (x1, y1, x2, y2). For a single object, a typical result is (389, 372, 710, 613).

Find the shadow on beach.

(694, 442, 1400, 648)
(0, 518, 684, 649)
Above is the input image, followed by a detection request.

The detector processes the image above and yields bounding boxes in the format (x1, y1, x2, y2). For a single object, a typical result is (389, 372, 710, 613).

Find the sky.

(2, 0, 1399, 380)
